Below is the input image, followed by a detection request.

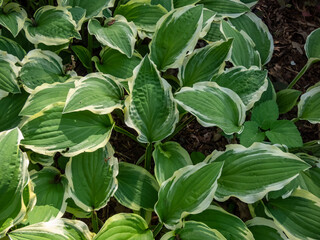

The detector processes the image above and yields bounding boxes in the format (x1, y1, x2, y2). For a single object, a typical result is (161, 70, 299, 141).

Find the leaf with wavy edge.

(20, 80, 76, 117)
(150, 5, 203, 71)
(24, 6, 81, 46)
(66, 144, 118, 212)
(161, 221, 226, 240)
(114, 0, 167, 33)
(179, 39, 233, 87)
(8, 218, 93, 240)
(153, 141, 192, 185)
(0, 2, 27, 37)
(64, 73, 124, 114)
(20, 102, 114, 157)
(125, 56, 179, 143)
(199, 0, 250, 18)
(0, 128, 29, 238)
(230, 12, 274, 65)
(175, 82, 246, 134)
(298, 84, 320, 124)
(264, 189, 320, 240)
(94, 213, 153, 240)
(0, 51, 20, 93)
(155, 161, 223, 229)
(115, 162, 159, 211)
(0, 36, 26, 60)
(212, 66, 268, 110)
(58, 0, 115, 18)
(188, 205, 254, 240)
(20, 49, 71, 93)
(23, 167, 68, 225)
(88, 15, 137, 58)
(93, 47, 142, 81)
(207, 143, 310, 203)
(246, 217, 287, 240)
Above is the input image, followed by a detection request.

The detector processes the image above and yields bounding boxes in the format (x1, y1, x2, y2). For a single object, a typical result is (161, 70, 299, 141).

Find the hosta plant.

(0, 0, 320, 239)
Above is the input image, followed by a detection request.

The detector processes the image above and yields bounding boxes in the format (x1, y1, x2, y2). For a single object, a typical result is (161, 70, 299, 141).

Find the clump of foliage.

(0, 0, 320, 239)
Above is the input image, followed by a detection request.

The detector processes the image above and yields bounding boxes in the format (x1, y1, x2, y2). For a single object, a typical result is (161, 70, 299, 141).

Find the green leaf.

(94, 213, 153, 240)
(65, 144, 118, 212)
(20, 80, 75, 117)
(207, 143, 310, 203)
(93, 47, 142, 80)
(150, 5, 203, 71)
(305, 27, 320, 61)
(8, 218, 93, 240)
(265, 120, 303, 148)
(229, 12, 274, 65)
(0, 2, 27, 37)
(0, 51, 20, 93)
(265, 189, 320, 240)
(190, 151, 205, 164)
(58, 0, 114, 18)
(20, 103, 114, 157)
(20, 49, 71, 93)
(246, 217, 287, 240)
(88, 16, 137, 58)
(27, 152, 54, 166)
(198, 0, 250, 18)
(276, 89, 301, 114)
(298, 84, 320, 123)
(67, 6, 86, 31)
(173, 0, 200, 8)
(0, 128, 29, 237)
(71, 45, 92, 70)
(188, 205, 254, 240)
(151, 0, 173, 11)
(200, 9, 216, 38)
(179, 39, 233, 87)
(239, 121, 265, 147)
(221, 20, 261, 68)
(213, 66, 268, 110)
(24, 6, 81, 46)
(155, 161, 223, 229)
(161, 221, 226, 240)
(203, 21, 225, 43)
(0, 91, 28, 131)
(175, 82, 246, 134)
(251, 100, 279, 130)
(65, 198, 91, 219)
(298, 167, 320, 198)
(124, 56, 178, 143)
(115, 162, 159, 211)
(114, 0, 167, 32)
(0, 36, 26, 60)
(255, 78, 276, 106)
(63, 73, 124, 114)
(153, 141, 193, 185)
(24, 167, 68, 225)
(240, 0, 258, 7)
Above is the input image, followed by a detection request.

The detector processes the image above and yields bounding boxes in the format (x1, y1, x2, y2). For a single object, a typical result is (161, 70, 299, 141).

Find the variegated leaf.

(207, 143, 310, 203)
(63, 73, 124, 114)
(155, 161, 223, 229)
(24, 6, 81, 46)
(124, 56, 178, 143)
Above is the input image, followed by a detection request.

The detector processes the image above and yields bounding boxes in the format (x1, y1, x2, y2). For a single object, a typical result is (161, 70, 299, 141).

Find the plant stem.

(287, 60, 312, 89)
(113, 125, 142, 144)
(166, 115, 195, 141)
(153, 223, 163, 238)
(87, 33, 93, 72)
(92, 211, 99, 233)
(144, 143, 152, 171)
